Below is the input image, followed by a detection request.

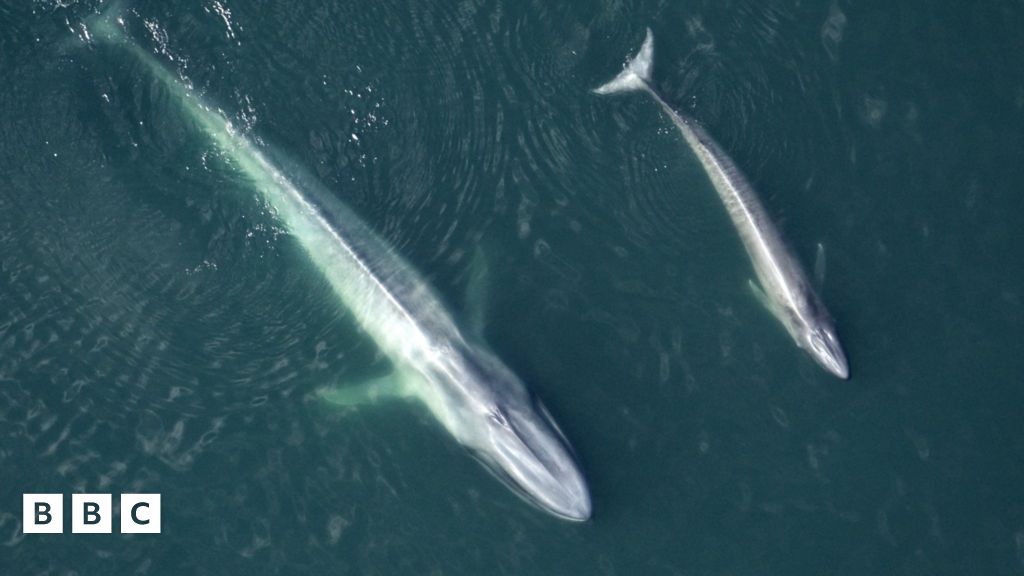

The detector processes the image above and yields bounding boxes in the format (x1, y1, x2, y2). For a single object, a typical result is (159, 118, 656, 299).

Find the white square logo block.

(23, 494, 63, 534)
(120, 494, 161, 534)
(72, 494, 112, 534)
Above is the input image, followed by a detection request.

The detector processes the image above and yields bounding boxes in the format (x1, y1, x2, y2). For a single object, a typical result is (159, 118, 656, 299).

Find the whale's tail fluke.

(593, 28, 654, 95)
(85, 0, 129, 44)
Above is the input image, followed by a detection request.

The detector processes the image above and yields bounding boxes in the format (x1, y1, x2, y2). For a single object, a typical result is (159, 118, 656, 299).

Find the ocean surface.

(2, 0, 1023, 574)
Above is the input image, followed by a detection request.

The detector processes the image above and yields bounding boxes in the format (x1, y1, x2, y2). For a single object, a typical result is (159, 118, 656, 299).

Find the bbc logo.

(23, 494, 161, 534)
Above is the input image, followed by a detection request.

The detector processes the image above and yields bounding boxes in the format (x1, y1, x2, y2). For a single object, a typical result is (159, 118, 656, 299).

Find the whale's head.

(799, 323, 849, 379)
(477, 397, 592, 521)
(453, 349, 592, 521)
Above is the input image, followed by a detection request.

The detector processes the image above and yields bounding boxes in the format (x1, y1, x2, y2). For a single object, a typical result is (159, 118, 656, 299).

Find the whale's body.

(88, 13, 590, 520)
(596, 29, 848, 379)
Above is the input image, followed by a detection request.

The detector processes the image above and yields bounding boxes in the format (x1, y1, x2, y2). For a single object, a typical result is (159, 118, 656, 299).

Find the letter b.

(84, 502, 101, 525)
(72, 494, 112, 533)
(36, 502, 51, 524)
(23, 494, 63, 534)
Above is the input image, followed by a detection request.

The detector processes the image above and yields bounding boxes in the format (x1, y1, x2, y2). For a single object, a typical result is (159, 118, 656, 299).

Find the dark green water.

(2, 0, 1023, 574)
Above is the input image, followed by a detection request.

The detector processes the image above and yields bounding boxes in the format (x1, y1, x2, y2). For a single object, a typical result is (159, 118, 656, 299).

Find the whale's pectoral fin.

(814, 243, 827, 287)
(465, 246, 490, 336)
(318, 371, 416, 407)
(748, 279, 783, 322)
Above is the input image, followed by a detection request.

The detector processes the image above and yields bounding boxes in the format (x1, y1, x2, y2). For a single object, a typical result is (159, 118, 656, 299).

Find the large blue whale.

(87, 9, 591, 520)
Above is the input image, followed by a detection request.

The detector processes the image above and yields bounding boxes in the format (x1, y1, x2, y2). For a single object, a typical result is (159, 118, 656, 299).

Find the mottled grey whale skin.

(87, 10, 591, 521)
(596, 29, 849, 379)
